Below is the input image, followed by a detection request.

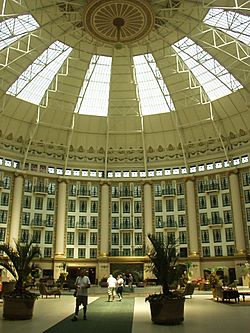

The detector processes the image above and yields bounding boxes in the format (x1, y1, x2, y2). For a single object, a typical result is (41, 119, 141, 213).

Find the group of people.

(107, 274, 124, 302)
(107, 272, 134, 301)
(71, 269, 134, 321)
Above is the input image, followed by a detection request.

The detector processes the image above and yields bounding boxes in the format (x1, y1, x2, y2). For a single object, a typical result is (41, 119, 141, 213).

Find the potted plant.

(0, 239, 41, 320)
(206, 267, 223, 298)
(145, 234, 186, 325)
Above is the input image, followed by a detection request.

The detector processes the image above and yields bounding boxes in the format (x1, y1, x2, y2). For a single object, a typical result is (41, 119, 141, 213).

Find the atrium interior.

(0, 1, 250, 330)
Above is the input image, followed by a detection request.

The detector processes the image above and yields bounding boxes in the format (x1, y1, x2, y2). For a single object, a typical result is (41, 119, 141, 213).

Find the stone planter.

(149, 298, 185, 325)
(3, 297, 36, 320)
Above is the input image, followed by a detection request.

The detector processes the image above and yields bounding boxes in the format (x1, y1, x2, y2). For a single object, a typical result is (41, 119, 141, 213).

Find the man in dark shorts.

(72, 268, 91, 321)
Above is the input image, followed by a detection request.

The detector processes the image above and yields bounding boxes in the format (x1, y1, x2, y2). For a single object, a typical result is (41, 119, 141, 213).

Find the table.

(239, 291, 250, 302)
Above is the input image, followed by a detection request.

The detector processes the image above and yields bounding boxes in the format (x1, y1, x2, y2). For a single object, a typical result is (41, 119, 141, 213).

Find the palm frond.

(147, 234, 183, 295)
(0, 239, 41, 286)
(0, 260, 17, 279)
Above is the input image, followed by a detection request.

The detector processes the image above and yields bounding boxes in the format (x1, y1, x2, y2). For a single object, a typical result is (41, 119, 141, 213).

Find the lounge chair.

(38, 283, 61, 298)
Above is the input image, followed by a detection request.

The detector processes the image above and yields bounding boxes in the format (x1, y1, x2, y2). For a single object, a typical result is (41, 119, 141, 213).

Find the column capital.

(228, 169, 239, 176)
(100, 181, 110, 187)
(57, 178, 68, 184)
(184, 176, 195, 183)
(142, 179, 153, 186)
(14, 172, 24, 178)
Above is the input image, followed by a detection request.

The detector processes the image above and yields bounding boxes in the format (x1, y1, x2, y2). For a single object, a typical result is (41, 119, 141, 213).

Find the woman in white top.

(116, 274, 124, 301)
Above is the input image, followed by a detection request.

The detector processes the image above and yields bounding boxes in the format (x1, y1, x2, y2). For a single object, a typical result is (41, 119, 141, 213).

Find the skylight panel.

(7, 41, 72, 105)
(74, 55, 112, 116)
(203, 8, 250, 46)
(0, 14, 39, 51)
(133, 54, 174, 116)
(172, 37, 243, 101)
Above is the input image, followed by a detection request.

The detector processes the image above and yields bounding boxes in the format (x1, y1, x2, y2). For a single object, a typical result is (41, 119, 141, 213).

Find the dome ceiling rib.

(0, 0, 249, 172)
(149, 6, 248, 164)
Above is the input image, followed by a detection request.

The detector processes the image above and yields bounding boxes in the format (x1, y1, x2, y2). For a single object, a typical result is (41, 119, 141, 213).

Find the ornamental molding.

(83, 0, 155, 44)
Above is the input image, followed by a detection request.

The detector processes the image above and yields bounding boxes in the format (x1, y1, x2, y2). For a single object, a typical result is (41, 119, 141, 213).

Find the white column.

(144, 181, 153, 239)
(229, 171, 246, 254)
(55, 180, 67, 258)
(100, 182, 109, 256)
(185, 178, 199, 257)
(9, 174, 24, 247)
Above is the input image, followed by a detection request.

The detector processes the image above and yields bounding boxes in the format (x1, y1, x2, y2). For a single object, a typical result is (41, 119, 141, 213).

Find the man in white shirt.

(71, 268, 91, 321)
(107, 274, 117, 302)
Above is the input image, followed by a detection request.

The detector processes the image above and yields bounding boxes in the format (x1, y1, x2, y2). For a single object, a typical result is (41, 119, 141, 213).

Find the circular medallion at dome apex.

(83, 0, 155, 44)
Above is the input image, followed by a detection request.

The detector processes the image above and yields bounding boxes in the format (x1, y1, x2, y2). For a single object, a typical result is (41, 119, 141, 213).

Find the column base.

(54, 253, 66, 260)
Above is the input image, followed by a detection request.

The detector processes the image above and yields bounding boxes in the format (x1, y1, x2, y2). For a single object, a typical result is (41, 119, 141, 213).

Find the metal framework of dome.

(0, 0, 249, 174)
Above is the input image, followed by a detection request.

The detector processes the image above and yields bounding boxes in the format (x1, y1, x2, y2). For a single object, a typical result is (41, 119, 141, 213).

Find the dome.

(0, 0, 249, 174)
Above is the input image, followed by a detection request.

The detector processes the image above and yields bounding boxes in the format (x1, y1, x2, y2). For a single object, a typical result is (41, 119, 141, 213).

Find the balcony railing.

(33, 185, 48, 194)
(208, 217, 223, 227)
(205, 182, 220, 192)
(77, 189, 91, 197)
(162, 187, 176, 196)
(120, 223, 133, 229)
(156, 221, 177, 228)
(109, 249, 144, 257)
(31, 220, 45, 228)
(119, 190, 133, 197)
(76, 222, 90, 229)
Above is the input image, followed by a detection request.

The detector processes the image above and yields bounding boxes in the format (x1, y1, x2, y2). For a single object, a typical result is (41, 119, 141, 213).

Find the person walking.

(128, 273, 134, 291)
(107, 274, 117, 302)
(71, 268, 91, 321)
(116, 274, 124, 301)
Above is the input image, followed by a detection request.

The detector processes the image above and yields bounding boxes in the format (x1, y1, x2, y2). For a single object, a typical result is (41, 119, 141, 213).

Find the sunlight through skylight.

(74, 55, 112, 116)
(172, 37, 243, 101)
(0, 14, 39, 51)
(203, 8, 250, 46)
(7, 41, 72, 105)
(133, 53, 175, 116)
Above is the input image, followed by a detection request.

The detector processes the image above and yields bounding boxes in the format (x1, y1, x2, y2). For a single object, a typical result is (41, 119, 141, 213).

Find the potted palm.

(0, 239, 41, 320)
(206, 267, 223, 299)
(145, 234, 186, 325)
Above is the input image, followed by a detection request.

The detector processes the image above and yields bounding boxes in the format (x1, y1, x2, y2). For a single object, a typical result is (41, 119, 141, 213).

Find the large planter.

(3, 297, 36, 320)
(149, 298, 185, 325)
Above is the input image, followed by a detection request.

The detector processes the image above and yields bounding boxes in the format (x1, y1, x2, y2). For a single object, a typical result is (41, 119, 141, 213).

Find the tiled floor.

(0, 289, 250, 333)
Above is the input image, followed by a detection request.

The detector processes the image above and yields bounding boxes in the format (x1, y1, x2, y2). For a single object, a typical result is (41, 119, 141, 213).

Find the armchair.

(184, 283, 195, 298)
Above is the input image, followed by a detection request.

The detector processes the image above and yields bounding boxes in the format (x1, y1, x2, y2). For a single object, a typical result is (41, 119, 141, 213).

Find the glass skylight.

(203, 8, 250, 46)
(0, 14, 39, 51)
(172, 37, 243, 101)
(74, 55, 112, 116)
(7, 41, 72, 105)
(133, 53, 175, 116)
